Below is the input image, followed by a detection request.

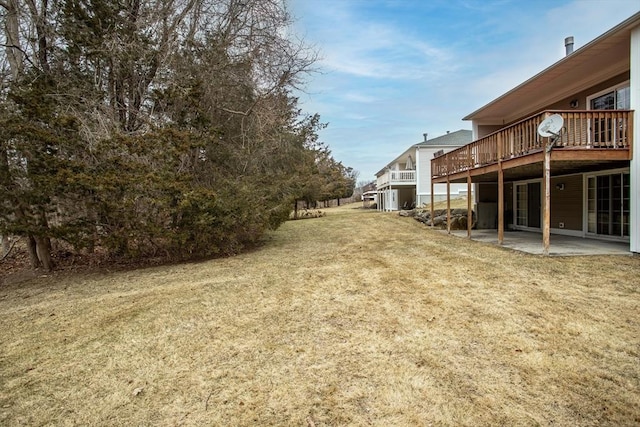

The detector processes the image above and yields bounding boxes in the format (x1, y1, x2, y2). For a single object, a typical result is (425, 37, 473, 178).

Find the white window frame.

(512, 178, 542, 231)
(587, 80, 631, 110)
(586, 81, 630, 146)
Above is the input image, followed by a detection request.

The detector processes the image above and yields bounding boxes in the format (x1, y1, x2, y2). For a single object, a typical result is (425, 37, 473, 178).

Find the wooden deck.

(429, 109, 633, 255)
(432, 110, 633, 183)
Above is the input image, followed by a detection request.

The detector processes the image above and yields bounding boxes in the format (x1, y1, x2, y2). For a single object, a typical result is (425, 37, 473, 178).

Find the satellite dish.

(537, 114, 564, 138)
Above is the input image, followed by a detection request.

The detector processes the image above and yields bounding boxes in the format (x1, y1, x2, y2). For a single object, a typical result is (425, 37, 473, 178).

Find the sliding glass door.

(587, 172, 630, 238)
(515, 182, 541, 229)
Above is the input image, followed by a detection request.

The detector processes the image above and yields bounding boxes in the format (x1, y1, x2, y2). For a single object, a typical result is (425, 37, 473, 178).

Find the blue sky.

(288, 0, 640, 182)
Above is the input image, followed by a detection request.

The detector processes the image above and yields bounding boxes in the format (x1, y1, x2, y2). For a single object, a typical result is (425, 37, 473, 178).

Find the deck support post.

(498, 162, 504, 245)
(467, 173, 472, 238)
(543, 145, 551, 255)
(446, 176, 451, 234)
(430, 180, 435, 228)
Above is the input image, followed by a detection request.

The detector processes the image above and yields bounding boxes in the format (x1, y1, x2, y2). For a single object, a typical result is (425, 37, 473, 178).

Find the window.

(515, 182, 541, 228)
(516, 184, 528, 227)
(589, 84, 631, 110)
(588, 82, 630, 145)
(586, 172, 630, 238)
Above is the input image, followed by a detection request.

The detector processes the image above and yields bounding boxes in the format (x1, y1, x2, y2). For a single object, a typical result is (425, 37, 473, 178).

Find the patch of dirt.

(0, 245, 35, 286)
(0, 242, 168, 287)
(1, 236, 267, 288)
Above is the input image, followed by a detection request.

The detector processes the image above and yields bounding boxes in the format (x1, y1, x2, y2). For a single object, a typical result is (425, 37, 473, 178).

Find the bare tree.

(0, 0, 336, 268)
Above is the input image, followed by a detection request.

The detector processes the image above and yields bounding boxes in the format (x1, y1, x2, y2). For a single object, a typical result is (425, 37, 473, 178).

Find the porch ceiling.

(464, 12, 639, 125)
(378, 183, 417, 188)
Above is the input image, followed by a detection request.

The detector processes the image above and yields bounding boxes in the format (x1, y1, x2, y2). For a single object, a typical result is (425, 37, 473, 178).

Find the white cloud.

(342, 92, 378, 103)
(293, 1, 453, 81)
(290, 0, 640, 180)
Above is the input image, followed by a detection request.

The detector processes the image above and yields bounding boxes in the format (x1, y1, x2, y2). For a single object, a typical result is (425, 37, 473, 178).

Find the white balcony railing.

(377, 170, 416, 187)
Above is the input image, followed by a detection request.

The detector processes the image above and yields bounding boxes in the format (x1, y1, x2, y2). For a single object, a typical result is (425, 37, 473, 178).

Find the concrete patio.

(445, 230, 631, 256)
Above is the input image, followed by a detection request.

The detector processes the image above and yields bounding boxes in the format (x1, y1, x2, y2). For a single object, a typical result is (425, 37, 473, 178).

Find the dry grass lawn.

(1, 204, 639, 426)
(426, 195, 472, 211)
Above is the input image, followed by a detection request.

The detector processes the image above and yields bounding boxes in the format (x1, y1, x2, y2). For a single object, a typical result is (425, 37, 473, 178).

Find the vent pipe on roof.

(565, 36, 574, 56)
(423, 133, 428, 142)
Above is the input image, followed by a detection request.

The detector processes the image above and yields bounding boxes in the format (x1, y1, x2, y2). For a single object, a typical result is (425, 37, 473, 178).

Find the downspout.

(629, 26, 640, 253)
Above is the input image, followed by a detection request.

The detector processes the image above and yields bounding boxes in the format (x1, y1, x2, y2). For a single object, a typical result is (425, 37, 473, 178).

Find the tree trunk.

(35, 235, 53, 271)
(27, 235, 40, 268)
(294, 199, 298, 219)
(3, 0, 23, 80)
(31, 209, 54, 270)
(1, 235, 9, 257)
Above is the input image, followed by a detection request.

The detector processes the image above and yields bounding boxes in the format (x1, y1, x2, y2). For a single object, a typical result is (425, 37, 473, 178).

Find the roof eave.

(463, 11, 640, 122)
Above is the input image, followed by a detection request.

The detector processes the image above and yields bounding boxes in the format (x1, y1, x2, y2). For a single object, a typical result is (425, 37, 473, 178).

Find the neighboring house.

(361, 190, 377, 208)
(375, 130, 473, 211)
(360, 182, 378, 208)
(431, 12, 640, 254)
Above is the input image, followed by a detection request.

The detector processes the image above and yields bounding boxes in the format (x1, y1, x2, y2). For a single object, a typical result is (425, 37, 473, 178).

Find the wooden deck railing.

(432, 110, 633, 178)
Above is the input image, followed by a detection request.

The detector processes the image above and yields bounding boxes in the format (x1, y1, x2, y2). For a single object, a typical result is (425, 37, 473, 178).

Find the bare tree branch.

(0, 236, 21, 261)
(1, 43, 38, 70)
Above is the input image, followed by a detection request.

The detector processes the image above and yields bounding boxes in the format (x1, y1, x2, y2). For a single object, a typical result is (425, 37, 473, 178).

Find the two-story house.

(376, 130, 472, 211)
(431, 12, 640, 254)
